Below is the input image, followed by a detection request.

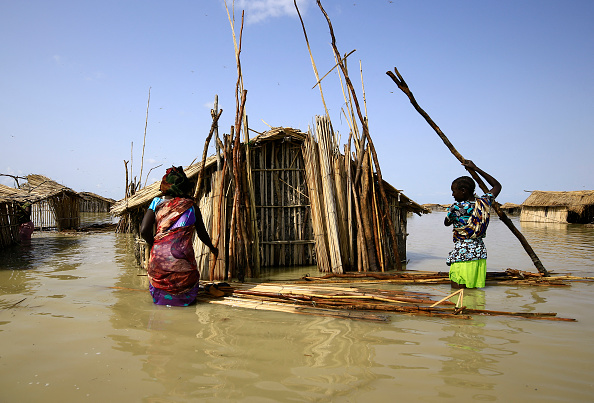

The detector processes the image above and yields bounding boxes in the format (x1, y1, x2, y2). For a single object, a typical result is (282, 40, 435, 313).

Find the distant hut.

(499, 202, 521, 215)
(0, 175, 82, 230)
(520, 190, 594, 223)
(112, 126, 427, 279)
(79, 192, 115, 213)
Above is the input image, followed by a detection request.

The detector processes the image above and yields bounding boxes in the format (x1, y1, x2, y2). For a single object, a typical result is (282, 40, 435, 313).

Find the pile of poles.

(200, 282, 576, 322)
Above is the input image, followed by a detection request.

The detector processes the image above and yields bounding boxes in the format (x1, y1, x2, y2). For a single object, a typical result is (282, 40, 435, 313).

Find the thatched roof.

(0, 175, 79, 203)
(0, 183, 30, 203)
(79, 192, 115, 204)
(110, 155, 218, 216)
(521, 190, 594, 214)
(23, 175, 80, 199)
(500, 202, 521, 209)
(249, 127, 307, 145)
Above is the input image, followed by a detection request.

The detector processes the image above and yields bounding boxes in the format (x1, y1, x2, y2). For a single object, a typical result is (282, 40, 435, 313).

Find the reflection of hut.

(1, 175, 82, 230)
(79, 192, 115, 213)
(520, 190, 594, 223)
(499, 202, 521, 215)
(112, 126, 426, 279)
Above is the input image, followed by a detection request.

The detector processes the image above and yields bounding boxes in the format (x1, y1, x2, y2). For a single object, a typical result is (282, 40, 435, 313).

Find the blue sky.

(1, 0, 593, 204)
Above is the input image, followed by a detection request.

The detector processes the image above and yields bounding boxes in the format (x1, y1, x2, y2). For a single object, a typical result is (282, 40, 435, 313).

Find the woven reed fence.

(0, 200, 20, 248)
(250, 137, 314, 268)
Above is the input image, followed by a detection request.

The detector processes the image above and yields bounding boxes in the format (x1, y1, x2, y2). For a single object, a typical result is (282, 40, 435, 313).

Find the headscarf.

(160, 166, 191, 197)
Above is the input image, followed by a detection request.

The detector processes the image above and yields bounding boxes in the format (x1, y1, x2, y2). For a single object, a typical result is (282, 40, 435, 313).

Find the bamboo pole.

(294, 0, 329, 116)
(386, 67, 549, 276)
(138, 87, 150, 191)
(244, 113, 260, 275)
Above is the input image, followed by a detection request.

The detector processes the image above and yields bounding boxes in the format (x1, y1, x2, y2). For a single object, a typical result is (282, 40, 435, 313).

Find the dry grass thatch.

(521, 190, 594, 214)
(23, 175, 80, 199)
(249, 127, 308, 145)
(110, 155, 218, 216)
(0, 175, 80, 203)
(0, 184, 31, 202)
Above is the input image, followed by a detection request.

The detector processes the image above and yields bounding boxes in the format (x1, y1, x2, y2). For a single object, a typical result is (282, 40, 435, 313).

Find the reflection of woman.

(17, 201, 34, 244)
(140, 166, 218, 306)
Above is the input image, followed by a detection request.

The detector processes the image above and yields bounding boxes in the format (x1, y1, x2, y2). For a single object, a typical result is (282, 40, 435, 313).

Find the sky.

(1, 0, 593, 204)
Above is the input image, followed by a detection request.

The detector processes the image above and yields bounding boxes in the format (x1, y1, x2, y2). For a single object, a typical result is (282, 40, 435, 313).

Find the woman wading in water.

(444, 160, 501, 289)
(141, 166, 218, 306)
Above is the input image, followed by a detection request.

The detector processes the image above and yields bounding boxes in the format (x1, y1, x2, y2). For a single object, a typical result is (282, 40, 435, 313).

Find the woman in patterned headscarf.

(444, 160, 501, 289)
(140, 166, 218, 306)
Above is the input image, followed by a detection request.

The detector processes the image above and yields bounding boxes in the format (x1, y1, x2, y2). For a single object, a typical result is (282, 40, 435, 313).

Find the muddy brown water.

(1, 212, 593, 402)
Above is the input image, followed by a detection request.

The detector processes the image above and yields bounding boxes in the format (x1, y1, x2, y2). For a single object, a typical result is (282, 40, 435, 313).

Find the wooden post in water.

(386, 67, 549, 276)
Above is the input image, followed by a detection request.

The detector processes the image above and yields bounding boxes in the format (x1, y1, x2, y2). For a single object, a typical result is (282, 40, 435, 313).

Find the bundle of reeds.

(302, 130, 331, 272)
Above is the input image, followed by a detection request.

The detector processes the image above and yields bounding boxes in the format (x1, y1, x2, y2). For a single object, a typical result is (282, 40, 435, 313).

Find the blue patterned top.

(446, 194, 494, 265)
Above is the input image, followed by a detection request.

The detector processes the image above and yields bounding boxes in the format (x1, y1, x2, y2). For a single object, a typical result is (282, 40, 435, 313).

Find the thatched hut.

(0, 175, 82, 231)
(520, 190, 594, 223)
(112, 125, 427, 279)
(79, 192, 116, 213)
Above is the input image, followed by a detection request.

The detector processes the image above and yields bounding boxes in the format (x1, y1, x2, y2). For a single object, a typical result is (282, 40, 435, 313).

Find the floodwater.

(1, 212, 593, 402)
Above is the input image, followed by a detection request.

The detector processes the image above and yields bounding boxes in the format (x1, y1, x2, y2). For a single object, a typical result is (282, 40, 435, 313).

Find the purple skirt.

(149, 282, 203, 307)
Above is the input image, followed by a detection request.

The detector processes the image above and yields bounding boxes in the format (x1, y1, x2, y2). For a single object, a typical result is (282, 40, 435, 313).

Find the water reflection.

(1, 213, 594, 401)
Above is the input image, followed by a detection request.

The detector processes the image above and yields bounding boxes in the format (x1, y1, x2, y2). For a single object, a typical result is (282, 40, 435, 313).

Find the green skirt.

(448, 259, 486, 288)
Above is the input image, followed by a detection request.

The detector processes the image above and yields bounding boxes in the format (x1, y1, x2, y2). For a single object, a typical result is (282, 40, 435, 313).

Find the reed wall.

(250, 140, 315, 267)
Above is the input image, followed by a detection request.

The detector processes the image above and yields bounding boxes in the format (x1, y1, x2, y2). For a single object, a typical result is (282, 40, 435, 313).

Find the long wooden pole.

(194, 105, 223, 199)
(386, 67, 549, 276)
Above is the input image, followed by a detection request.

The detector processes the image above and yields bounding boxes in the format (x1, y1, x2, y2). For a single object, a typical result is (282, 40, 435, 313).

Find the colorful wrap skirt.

(149, 282, 203, 306)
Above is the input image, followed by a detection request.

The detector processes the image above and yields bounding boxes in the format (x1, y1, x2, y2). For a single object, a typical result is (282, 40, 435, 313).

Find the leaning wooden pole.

(193, 104, 223, 199)
(386, 67, 549, 276)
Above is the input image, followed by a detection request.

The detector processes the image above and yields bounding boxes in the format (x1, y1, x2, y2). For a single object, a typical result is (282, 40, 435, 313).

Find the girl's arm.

(462, 160, 502, 198)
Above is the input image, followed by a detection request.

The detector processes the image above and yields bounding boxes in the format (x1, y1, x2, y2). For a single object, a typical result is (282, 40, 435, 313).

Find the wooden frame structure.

(111, 126, 427, 280)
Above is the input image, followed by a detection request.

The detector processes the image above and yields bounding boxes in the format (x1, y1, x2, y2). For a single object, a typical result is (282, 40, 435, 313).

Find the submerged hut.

(520, 190, 594, 223)
(112, 125, 427, 279)
(499, 202, 521, 215)
(0, 175, 82, 231)
(79, 192, 115, 213)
